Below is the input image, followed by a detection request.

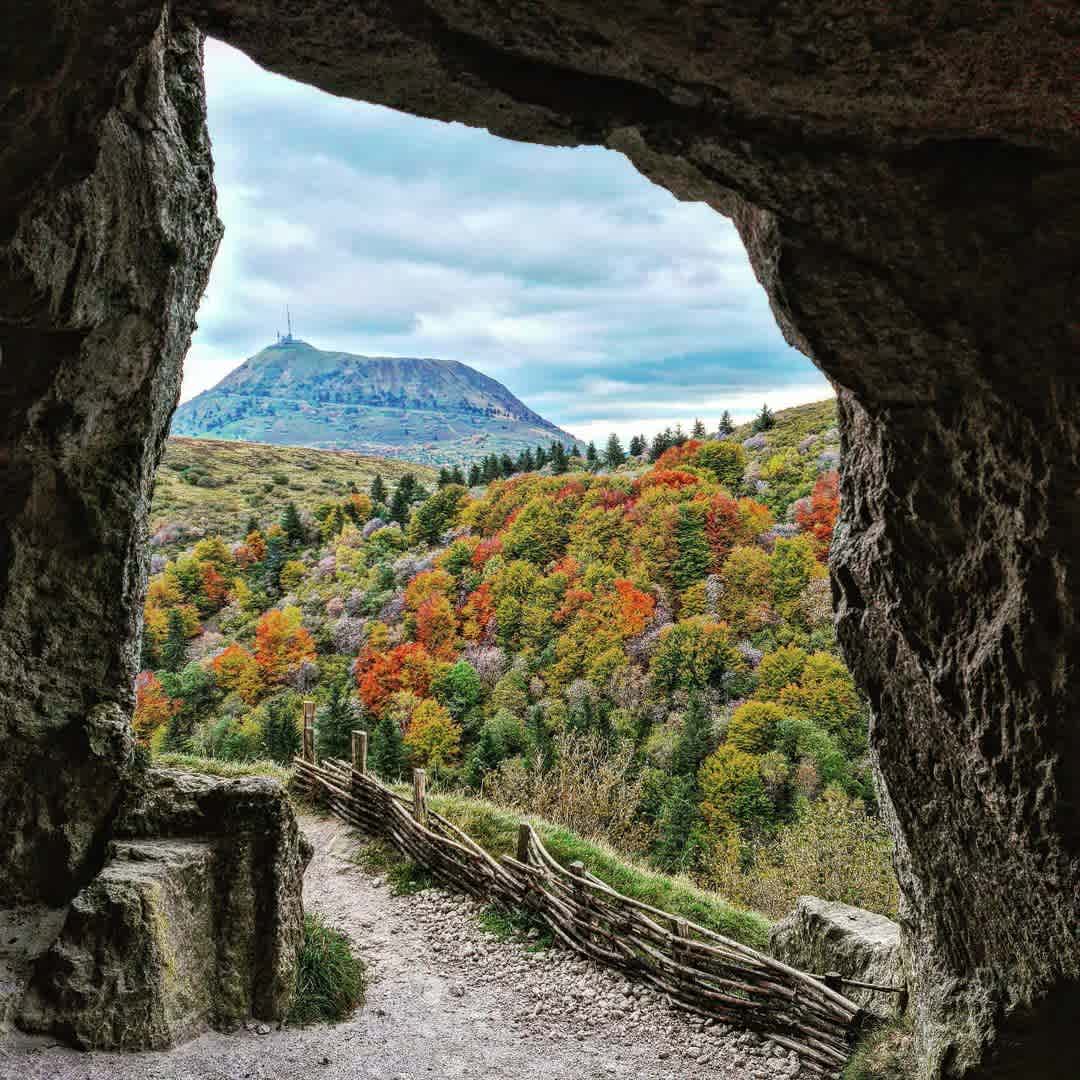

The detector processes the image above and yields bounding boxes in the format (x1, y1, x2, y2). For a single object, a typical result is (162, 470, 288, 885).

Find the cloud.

(186, 38, 832, 439)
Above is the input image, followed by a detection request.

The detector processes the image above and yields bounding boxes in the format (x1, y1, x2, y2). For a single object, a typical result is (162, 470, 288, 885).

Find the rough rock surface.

(3, 3, 1079, 1077)
(770, 896, 905, 1021)
(3, 814, 809, 1079)
(16, 769, 307, 1050)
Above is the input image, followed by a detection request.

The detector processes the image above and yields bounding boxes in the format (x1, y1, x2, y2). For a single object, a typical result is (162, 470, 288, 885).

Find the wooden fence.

(294, 730, 865, 1073)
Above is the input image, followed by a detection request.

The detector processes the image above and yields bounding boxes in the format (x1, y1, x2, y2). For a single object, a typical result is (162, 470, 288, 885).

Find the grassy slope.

(733, 398, 838, 459)
(152, 437, 438, 541)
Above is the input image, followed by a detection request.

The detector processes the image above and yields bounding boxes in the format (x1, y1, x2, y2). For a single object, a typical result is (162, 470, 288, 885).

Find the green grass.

(154, 752, 293, 784)
(151, 437, 437, 545)
(842, 1018, 915, 1080)
(477, 904, 554, 951)
(732, 398, 838, 456)
(350, 837, 436, 896)
(288, 912, 367, 1025)
(420, 790, 772, 951)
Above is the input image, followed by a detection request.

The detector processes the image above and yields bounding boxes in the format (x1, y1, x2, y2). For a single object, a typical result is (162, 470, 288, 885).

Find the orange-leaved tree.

(254, 606, 315, 683)
(132, 671, 177, 745)
(210, 642, 264, 704)
(795, 471, 840, 561)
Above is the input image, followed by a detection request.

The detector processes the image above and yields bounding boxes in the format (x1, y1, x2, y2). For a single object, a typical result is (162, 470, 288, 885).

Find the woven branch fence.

(294, 725, 865, 1074)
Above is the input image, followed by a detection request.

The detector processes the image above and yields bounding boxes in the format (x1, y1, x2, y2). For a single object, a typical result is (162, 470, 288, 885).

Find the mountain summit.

(172, 340, 582, 465)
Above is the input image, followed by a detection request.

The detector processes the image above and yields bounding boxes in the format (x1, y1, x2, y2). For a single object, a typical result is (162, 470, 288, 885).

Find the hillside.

(139, 396, 896, 928)
(172, 339, 582, 466)
(151, 438, 438, 547)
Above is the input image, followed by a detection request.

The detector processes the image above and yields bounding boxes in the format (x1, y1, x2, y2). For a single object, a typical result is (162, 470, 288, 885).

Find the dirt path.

(0, 813, 808, 1080)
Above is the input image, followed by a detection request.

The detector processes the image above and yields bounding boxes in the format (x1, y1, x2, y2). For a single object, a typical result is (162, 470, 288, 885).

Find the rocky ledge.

(16, 768, 307, 1050)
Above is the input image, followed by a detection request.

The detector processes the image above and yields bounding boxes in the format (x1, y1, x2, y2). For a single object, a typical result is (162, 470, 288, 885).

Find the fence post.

(824, 971, 843, 994)
(569, 859, 590, 946)
(302, 699, 316, 763)
(351, 730, 367, 774)
(516, 822, 531, 865)
(673, 917, 690, 966)
(413, 768, 427, 826)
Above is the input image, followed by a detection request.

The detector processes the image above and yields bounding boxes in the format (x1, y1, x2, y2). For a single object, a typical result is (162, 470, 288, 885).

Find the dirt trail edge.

(0, 812, 810, 1080)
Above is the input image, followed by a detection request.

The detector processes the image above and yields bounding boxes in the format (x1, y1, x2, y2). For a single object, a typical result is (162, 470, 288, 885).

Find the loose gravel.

(0, 813, 809, 1080)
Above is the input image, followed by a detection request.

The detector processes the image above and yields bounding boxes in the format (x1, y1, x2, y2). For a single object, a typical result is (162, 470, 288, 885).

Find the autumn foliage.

(795, 471, 840, 560)
(254, 607, 316, 683)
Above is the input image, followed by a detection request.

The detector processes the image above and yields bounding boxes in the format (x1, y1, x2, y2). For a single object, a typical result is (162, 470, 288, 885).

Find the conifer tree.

(628, 434, 645, 458)
(245, 515, 260, 536)
(161, 608, 189, 673)
(281, 501, 305, 546)
(370, 711, 405, 781)
(521, 448, 535, 472)
(550, 442, 569, 475)
(604, 433, 626, 468)
(437, 467, 452, 488)
(140, 629, 159, 672)
(585, 441, 599, 468)
(370, 473, 388, 505)
(499, 453, 515, 478)
(652, 776, 704, 873)
(466, 724, 505, 789)
(670, 693, 712, 780)
(534, 444, 548, 468)
(263, 533, 287, 597)
(389, 484, 411, 525)
(752, 403, 776, 433)
(673, 504, 712, 589)
(673, 423, 687, 446)
(692, 417, 707, 439)
(718, 410, 734, 436)
(315, 681, 361, 761)
(450, 465, 466, 486)
(467, 463, 482, 487)
(262, 697, 302, 764)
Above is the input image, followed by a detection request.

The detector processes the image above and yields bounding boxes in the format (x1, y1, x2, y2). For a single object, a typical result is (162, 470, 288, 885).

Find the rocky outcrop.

(3, 1, 1078, 1075)
(18, 769, 307, 1049)
(771, 897, 905, 1022)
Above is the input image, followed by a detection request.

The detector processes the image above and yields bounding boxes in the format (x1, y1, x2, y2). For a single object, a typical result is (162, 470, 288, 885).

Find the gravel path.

(0, 813, 807, 1080)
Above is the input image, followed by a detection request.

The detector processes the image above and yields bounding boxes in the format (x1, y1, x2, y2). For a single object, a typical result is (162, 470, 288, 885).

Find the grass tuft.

(350, 837, 436, 896)
(842, 1018, 915, 1080)
(288, 912, 366, 1025)
(154, 752, 292, 784)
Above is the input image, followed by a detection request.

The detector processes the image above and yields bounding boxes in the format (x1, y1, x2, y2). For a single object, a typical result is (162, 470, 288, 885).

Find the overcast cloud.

(185, 39, 832, 443)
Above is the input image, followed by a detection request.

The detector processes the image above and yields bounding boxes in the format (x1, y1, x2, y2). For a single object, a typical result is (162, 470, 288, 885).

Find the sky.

(185, 39, 832, 444)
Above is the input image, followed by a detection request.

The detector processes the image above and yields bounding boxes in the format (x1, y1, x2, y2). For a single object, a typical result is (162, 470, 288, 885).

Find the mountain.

(172, 339, 583, 466)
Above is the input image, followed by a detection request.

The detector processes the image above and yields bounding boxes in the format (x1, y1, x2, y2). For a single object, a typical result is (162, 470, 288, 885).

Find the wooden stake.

(824, 972, 843, 994)
(412, 768, 427, 826)
(352, 730, 368, 774)
(569, 860, 590, 943)
(517, 822, 531, 865)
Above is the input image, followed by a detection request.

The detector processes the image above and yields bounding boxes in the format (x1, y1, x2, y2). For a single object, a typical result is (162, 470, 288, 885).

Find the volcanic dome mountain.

(172, 339, 583, 466)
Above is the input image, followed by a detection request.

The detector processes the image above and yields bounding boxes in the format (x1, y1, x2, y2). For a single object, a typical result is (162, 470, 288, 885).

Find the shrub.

(288, 913, 366, 1025)
(727, 701, 786, 754)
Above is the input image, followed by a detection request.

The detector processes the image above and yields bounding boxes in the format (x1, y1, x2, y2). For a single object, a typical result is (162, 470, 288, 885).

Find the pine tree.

(467, 463, 481, 487)
(718, 410, 734, 436)
(628, 434, 645, 458)
(670, 693, 712, 780)
(550, 442, 569, 475)
(604, 433, 626, 468)
(673, 503, 712, 589)
(370, 473, 388, 505)
(281, 501, 305, 546)
(499, 453, 515, 478)
(673, 423, 687, 446)
(389, 485, 411, 525)
(161, 608, 189, 673)
(450, 466, 466, 485)
(263, 534, 287, 597)
(370, 712, 405, 781)
(437, 467, 452, 488)
(262, 697, 301, 764)
(692, 417, 707, 439)
(315, 682, 361, 761)
(752, 403, 776, 433)
(649, 429, 672, 462)
(521, 448, 535, 472)
(466, 724, 505, 789)
(585, 441, 599, 467)
(534, 444, 548, 468)
(652, 776, 704, 873)
(139, 628, 159, 672)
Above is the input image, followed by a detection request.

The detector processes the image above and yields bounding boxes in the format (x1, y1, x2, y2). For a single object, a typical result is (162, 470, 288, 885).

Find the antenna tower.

(286, 305, 293, 341)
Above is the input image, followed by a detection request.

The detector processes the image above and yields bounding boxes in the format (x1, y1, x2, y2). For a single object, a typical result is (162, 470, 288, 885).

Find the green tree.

(692, 417, 707, 438)
(604, 433, 626, 468)
(585, 441, 599, 468)
(263, 696, 302, 764)
(407, 484, 466, 546)
(718, 410, 734, 436)
(431, 660, 485, 721)
(161, 607, 189, 673)
(467, 463, 482, 487)
(628, 434, 645, 458)
(370, 711, 405, 781)
(370, 473, 388, 505)
(752, 403, 776, 433)
(263, 534, 287, 597)
(466, 721, 507, 788)
(673, 503, 712, 590)
(388, 484, 412, 525)
(315, 682, 361, 761)
(281, 501, 305, 546)
(670, 693, 713, 781)
(550, 442, 569, 474)
(652, 776, 705, 873)
(694, 440, 746, 490)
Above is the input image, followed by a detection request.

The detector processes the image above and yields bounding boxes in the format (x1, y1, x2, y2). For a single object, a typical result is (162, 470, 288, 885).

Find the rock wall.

(0, 3, 222, 906)
(2, 1, 1078, 1074)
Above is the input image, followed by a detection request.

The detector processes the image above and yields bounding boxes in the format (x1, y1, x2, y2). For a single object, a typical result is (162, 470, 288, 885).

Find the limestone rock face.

(3, 1, 1079, 1075)
(771, 897, 905, 1021)
(18, 769, 307, 1049)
